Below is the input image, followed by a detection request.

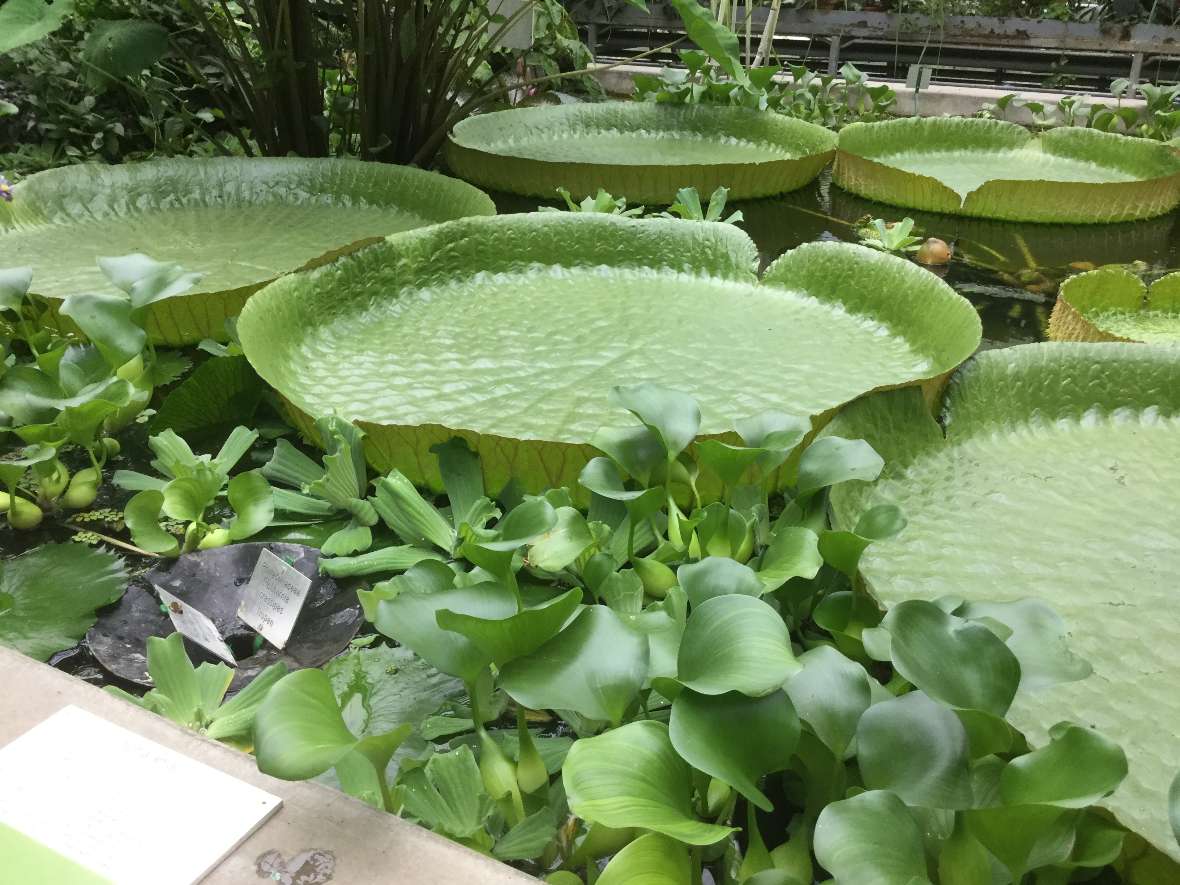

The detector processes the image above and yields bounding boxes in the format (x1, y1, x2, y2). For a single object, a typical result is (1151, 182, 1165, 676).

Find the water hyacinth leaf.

(579, 456, 662, 509)
(676, 557, 762, 607)
(678, 595, 798, 696)
(757, 526, 822, 591)
(237, 217, 979, 494)
(0, 266, 33, 312)
(857, 692, 973, 809)
(795, 437, 884, 500)
(826, 343, 1180, 858)
(226, 470, 274, 541)
(123, 489, 180, 555)
(500, 606, 648, 725)
(836, 117, 1180, 222)
(597, 832, 692, 885)
(4, 159, 495, 344)
(937, 815, 991, 885)
(1000, 722, 1127, 808)
(599, 570, 644, 615)
(477, 497, 559, 552)
(955, 709, 1016, 759)
(882, 600, 1020, 717)
(398, 745, 493, 839)
(254, 668, 410, 784)
(563, 720, 734, 845)
(965, 805, 1076, 881)
(668, 689, 800, 811)
(436, 588, 582, 666)
(97, 254, 204, 309)
(813, 790, 928, 885)
(784, 645, 871, 759)
(373, 582, 517, 682)
(58, 292, 145, 367)
(0, 544, 126, 661)
(694, 440, 766, 491)
(590, 424, 664, 485)
(609, 383, 701, 461)
(528, 506, 594, 572)
(955, 599, 1091, 691)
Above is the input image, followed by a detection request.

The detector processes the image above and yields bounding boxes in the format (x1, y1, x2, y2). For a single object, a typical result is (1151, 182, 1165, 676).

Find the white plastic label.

(236, 548, 313, 650)
(157, 588, 237, 666)
(0, 705, 281, 885)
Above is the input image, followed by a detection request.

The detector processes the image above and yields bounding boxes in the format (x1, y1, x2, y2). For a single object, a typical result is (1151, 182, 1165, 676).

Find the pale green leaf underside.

(1051, 267, 1180, 345)
(835, 118, 1180, 222)
(238, 213, 980, 493)
(446, 102, 836, 202)
(827, 342, 1180, 862)
(0, 158, 495, 344)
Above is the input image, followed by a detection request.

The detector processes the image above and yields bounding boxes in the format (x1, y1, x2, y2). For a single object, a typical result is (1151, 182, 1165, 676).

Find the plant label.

(237, 548, 313, 650)
(0, 705, 281, 885)
(157, 587, 237, 666)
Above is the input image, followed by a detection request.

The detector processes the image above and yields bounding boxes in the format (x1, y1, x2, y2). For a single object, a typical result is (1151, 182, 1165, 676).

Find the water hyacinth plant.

(244, 384, 1127, 883)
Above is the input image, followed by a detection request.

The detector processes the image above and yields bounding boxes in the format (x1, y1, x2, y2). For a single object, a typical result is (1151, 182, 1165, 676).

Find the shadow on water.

(493, 169, 1180, 349)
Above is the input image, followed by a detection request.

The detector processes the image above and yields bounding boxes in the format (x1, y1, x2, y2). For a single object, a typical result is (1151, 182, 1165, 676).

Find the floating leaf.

(1000, 722, 1127, 808)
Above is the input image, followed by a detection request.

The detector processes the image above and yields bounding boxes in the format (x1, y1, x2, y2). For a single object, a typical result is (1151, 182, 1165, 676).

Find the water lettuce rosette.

(834, 117, 1180, 223)
(445, 102, 836, 203)
(238, 212, 979, 494)
(0, 157, 496, 344)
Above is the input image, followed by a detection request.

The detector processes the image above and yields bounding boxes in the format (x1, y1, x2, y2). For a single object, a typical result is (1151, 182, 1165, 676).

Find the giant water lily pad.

(1, 158, 496, 344)
(827, 342, 1180, 860)
(238, 213, 980, 493)
(1050, 266, 1180, 344)
(0, 543, 127, 661)
(87, 542, 363, 691)
(835, 118, 1180, 223)
(445, 103, 836, 203)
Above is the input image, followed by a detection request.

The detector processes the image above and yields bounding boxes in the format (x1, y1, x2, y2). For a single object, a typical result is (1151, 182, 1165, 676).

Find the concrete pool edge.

(0, 646, 538, 885)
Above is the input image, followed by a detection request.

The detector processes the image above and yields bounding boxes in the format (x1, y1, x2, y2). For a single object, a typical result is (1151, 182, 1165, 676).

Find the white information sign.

(236, 548, 313, 650)
(0, 705, 282, 885)
(157, 587, 237, 666)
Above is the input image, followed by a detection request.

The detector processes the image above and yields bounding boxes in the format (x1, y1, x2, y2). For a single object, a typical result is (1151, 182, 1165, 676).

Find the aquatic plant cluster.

(2, 3, 1180, 885)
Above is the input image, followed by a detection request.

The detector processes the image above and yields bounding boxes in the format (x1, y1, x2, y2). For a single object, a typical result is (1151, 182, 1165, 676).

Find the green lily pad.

(0, 543, 127, 661)
(445, 102, 836, 203)
(835, 118, 1180, 223)
(827, 341, 1180, 861)
(239, 213, 979, 494)
(1050, 266, 1180, 345)
(1, 158, 495, 344)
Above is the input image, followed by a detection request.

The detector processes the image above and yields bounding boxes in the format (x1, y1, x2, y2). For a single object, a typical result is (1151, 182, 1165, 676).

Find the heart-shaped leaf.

(435, 587, 582, 666)
(757, 526, 822, 591)
(597, 832, 691, 885)
(373, 582, 517, 682)
(1000, 722, 1127, 808)
(500, 605, 648, 725)
(784, 645, 871, 759)
(954, 599, 1091, 691)
(796, 437, 884, 499)
(676, 557, 762, 607)
(669, 689, 800, 811)
(563, 720, 734, 846)
(610, 383, 701, 460)
(813, 790, 928, 885)
(883, 599, 1020, 716)
(857, 692, 973, 809)
(677, 595, 798, 696)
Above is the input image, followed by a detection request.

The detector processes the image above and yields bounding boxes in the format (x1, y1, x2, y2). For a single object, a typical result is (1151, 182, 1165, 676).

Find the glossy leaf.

(668, 689, 799, 811)
(857, 692, 973, 809)
(795, 436, 884, 499)
(954, 599, 1091, 691)
(563, 720, 734, 845)
(813, 790, 928, 885)
(500, 606, 648, 725)
(676, 557, 762, 607)
(965, 805, 1076, 881)
(677, 595, 798, 696)
(757, 526, 822, 591)
(435, 588, 582, 666)
(226, 470, 274, 541)
(1000, 722, 1127, 808)
(883, 599, 1020, 716)
(610, 383, 701, 460)
(784, 645, 871, 759)
(123, 489, 180, 555)
(597, 833, 691, 885)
